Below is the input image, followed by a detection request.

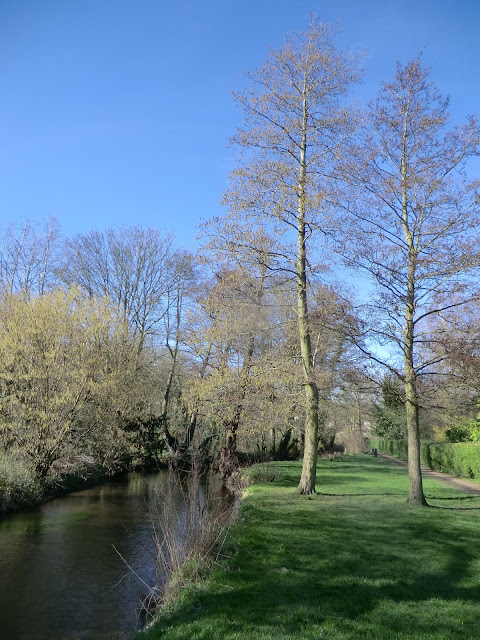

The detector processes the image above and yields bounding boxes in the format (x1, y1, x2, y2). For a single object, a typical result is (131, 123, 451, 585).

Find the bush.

(243, 464, 284, 485)
(444, 426, 471, 443)
(0, 451, 44, 511)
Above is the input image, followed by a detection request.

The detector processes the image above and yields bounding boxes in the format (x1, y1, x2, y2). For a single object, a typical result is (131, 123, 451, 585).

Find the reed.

(145, 467, 236, 616)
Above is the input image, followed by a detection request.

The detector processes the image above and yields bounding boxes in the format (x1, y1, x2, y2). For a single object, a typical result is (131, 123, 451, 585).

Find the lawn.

(140, 455, 480, 640)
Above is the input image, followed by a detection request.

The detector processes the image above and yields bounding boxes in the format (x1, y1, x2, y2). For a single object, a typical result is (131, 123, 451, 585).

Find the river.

(0, 470, 233, 640)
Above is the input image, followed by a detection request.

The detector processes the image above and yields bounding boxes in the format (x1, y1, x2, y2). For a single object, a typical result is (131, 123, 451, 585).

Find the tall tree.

(0, 217, 60, 297)
(343, 57, 480, 505)
(222, 19, 362, 493)
(59, 226, 173, 351)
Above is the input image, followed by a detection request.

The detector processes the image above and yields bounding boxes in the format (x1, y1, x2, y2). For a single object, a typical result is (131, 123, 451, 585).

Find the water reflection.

(0, 470, 232, 640)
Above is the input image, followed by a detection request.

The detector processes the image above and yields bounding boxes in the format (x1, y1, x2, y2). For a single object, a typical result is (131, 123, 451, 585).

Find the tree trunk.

(297, 382, 319, 493)
(296, 88, 320, 495)
(160, 363, 179, 454)
(401, 105, 427, 506)
(219, 420, 239, 480)
(404, 277, 427, 506)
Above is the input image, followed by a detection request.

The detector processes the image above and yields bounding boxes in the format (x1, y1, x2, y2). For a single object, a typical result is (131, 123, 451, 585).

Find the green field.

(140, 455, 480, 640)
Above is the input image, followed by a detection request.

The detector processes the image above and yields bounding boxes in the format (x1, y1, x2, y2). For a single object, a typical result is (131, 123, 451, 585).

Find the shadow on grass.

(428, 503, 480, 510)
(146, 511, 480, 639)
(143, 457, 480, 640)
(429, 495, 480, 500)
(315, 492, 406, 498)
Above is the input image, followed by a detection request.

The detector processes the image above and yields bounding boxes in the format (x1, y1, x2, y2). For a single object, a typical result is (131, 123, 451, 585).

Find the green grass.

(140, 455, 480, 640)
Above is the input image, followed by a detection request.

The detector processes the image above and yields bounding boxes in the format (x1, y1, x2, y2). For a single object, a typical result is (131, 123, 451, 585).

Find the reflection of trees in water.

(0, 469, 234, 639)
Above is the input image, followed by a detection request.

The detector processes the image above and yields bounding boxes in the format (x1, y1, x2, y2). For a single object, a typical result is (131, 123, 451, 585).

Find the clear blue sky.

(1, 0, 479, 248)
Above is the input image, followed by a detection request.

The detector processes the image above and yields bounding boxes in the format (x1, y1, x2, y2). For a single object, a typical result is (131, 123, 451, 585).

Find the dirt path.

(379, 452, 480, 496)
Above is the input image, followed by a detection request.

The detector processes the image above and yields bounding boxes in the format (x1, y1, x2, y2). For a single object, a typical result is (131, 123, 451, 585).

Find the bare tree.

(343, 57, 480, 505)
(0, 216, 60, 297)
(59, 226, 174, 351)
(220, 19, 362, 493)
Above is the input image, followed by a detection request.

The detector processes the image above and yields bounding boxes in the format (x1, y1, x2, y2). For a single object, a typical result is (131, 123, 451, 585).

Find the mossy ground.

(140, 455, 480, 640)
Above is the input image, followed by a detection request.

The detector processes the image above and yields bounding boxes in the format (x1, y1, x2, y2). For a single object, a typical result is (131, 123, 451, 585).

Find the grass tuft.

(147, 469, 236, 616)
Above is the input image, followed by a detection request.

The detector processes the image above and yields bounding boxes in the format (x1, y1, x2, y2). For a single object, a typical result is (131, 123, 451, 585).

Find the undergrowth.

(142, 469, 236, 619)
(242, 463, 284, 485)
(0, 451, 44, 511)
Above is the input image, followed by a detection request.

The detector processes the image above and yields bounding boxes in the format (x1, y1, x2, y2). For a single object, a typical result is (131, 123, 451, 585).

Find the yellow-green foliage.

(0, 450, 42, 510)
(0, 288, 141, 475)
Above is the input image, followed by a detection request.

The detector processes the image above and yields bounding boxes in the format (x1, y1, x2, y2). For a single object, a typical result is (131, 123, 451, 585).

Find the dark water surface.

(0, 471, 229, 640)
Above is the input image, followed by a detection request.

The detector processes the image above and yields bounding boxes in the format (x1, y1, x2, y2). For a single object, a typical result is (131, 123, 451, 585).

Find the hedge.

(369, 438, 408, 462)
(368, 438, 480, 482)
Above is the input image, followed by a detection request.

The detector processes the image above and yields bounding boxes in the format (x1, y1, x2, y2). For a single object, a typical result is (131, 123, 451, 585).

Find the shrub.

(243, 464, 284, 485)
(444, 426, 471, 443)
(150, 468, 236, 613)
(369, 438, 480, 481)
(0, 451, 44, 511)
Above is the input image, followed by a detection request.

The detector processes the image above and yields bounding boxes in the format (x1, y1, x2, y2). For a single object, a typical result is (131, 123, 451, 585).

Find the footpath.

(379, 452, 480, 495)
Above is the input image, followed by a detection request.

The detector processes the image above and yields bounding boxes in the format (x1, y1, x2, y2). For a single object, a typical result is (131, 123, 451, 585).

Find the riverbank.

(0, 469, 188, 639)
(140, 454, 480, 640)
(0, 453, 114, 514)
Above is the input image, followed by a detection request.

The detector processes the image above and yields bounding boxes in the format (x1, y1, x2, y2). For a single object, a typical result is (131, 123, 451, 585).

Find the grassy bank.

(0, 452, 111, 513)
(140, 455, 480, 640)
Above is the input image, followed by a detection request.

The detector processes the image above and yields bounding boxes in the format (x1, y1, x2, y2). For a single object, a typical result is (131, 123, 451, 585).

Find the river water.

(0, 470, 232, 640)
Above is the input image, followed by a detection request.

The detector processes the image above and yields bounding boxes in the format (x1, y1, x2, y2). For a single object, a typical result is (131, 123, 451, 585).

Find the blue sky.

(1, 0, 479, 249)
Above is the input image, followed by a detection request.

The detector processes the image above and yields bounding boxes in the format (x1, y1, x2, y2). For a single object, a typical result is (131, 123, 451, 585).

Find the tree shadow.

(146, 482, 480, 639)
(148, 518, 480, 638)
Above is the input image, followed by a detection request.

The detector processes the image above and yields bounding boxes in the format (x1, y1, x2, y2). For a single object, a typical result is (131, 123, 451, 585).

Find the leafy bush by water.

(0, 451, 44, 511)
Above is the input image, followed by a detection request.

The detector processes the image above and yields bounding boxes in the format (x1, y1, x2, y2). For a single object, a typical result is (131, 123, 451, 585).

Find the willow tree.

(222, 20, 362, 493)
(0, 289, 141, 476)
(344, 58, 480, 505)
